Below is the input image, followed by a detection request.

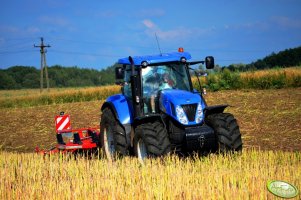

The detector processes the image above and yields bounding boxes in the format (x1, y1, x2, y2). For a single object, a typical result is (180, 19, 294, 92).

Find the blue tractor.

(100, 48, 242, 160)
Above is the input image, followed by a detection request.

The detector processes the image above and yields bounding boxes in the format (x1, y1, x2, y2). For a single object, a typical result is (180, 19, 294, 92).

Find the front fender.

(204, 104, 228, 117)
(133, 114, 165, 128)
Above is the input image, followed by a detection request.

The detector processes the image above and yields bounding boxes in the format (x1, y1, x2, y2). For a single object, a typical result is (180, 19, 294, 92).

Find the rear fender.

(101, 94, 132, 124)
(101, 95, 132, 146)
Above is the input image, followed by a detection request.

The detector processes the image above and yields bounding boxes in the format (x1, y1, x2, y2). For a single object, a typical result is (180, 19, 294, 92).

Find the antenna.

(155, 33, 162, 55)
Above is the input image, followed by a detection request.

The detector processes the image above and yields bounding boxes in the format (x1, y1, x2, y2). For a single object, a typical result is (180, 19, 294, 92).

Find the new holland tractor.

(100, 48, 242, 160)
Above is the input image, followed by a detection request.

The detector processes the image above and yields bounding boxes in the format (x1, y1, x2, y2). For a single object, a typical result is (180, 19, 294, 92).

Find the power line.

(1, 36, 296, 54)
(0, 36, 281, 69)
(0, 37, 38, 50)
(0, 36, 282, 56)
(0, 50, 37, 55)
(49, 37, 159, 50)
(2, 37, 37, 41)
(51, 50, 122, 58)
(0, 42, 33, 51)
(48, 37, 280, 53)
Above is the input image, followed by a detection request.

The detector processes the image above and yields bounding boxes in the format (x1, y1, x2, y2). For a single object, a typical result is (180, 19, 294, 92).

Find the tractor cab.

(115, 48, 214, 118)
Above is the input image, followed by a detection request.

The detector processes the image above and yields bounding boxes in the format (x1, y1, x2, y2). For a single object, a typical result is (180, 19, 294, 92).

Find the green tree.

(0, 70, 16, 89)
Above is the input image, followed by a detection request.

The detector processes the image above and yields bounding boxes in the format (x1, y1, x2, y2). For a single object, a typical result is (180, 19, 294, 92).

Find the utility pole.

(34, 37, 50, 92)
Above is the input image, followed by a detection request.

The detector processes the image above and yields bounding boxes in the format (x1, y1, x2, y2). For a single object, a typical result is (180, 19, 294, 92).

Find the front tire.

(206, 113, 242, 153)
(134, 121, 171, 161)
(100, 108, 128, 160)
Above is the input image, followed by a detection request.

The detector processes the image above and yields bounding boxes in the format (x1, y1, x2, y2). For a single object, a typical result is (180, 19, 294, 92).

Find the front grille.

(181, 103, 197, 122)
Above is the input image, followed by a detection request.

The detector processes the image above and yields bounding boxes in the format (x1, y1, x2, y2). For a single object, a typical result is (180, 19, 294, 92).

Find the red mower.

(35, 112, 100, 155)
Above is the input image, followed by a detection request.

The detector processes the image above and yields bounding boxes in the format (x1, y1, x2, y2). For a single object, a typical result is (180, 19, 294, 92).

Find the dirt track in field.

(0, 88, 300, 152)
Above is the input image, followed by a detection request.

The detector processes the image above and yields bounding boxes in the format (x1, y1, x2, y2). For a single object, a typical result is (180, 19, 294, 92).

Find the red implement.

(36, 112, 100, 155)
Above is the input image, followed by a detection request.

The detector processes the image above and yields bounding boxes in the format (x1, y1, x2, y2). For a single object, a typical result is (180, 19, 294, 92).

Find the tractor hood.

(160, 89, 201, 105)
(159, 89, 206, 125)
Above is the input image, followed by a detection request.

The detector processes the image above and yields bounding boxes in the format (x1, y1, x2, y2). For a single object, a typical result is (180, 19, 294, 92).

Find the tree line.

(0, 46, 300, 89)
(0, 65, 116, 89)
(225, 46, 301, 72)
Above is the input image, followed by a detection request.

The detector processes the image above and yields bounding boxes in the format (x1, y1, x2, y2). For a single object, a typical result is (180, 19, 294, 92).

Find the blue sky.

(0, 0, 300, 70)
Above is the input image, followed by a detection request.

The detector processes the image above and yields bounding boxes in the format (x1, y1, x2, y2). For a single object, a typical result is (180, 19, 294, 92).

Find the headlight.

(176, 105, 188, 125)
(195, 103, 204, 123)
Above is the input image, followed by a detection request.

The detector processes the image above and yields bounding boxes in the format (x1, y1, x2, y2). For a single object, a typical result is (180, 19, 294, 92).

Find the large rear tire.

(134, 121, 171, 161)
(100, 108, 128, 160)
(206, 113, 242, 153)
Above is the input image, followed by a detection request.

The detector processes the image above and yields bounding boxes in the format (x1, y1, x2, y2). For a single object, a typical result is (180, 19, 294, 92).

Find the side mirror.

(205, 56, 214, 69)
(115, 67, 124, 79)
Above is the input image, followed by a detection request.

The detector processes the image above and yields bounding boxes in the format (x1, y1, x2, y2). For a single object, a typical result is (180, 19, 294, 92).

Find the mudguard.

(204, 104, 228, 117)
(101, 94, 132, 124)
(133, 114, 165, 128)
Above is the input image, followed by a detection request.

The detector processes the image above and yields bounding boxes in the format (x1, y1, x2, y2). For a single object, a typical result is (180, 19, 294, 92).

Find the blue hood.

(159, 89, 205, 125)
(160, 89, 201, 105)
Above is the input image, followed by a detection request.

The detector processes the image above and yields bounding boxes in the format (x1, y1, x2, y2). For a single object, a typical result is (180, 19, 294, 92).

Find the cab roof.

(118, 52, 192, 66)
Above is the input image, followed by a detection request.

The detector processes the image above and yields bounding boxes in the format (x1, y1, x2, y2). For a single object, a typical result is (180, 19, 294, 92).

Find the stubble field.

(0, 87, 300, 199)
(0, 87, 300, 152)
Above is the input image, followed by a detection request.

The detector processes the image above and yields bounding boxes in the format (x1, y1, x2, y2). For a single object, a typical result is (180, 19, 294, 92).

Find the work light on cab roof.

(117, 48, 192, 66)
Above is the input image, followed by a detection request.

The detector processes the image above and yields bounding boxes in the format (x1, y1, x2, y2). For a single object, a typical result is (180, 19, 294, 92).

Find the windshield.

(142, 63, 191, 98)
(122, 63, 191, 114)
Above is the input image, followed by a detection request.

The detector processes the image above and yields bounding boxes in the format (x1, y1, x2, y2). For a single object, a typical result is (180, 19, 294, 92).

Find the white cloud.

(143, 19, 156, 29)
(155, 28, 192, 40)
(142, 19, 214, 41)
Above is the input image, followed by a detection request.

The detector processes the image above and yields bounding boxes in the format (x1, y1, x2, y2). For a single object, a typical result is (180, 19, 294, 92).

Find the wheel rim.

(103, 127, 115, 157)
(137, 138, 148, 161)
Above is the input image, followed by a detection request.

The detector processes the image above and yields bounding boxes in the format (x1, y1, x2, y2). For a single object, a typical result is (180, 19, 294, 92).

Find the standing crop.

(1, 150, 300, 199)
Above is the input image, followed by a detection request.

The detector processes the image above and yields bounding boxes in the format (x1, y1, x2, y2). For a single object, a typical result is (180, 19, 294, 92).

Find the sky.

(0, 0, 301, 70)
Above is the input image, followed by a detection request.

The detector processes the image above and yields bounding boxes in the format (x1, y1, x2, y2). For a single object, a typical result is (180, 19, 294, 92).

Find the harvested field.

(0, 88, 300, 152)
